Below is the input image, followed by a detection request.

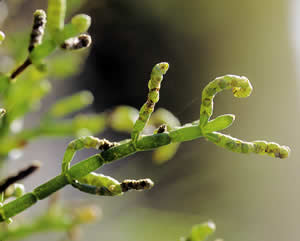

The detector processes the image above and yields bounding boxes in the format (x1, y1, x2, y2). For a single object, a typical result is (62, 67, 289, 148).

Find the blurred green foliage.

(0, 0, 184, 239)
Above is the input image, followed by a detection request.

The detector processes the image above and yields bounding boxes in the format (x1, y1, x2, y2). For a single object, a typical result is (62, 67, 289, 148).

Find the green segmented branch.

(199, 74, 252, 128)
(72, 172, 153, 196)
(0, 125, 289, 221)
(47, 0, 66, 35)
(131, 62, 169, 143)
(205, 132, 290, 158)
(61, 136, 117, 174)
(198, 74, 290, 158)
(0, 64, 290, 222)
(71, 173, 122, 196)
(62, 137, 154, 196)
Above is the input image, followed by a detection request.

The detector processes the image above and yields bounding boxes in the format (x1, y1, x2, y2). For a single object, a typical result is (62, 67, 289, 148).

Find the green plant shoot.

(0, 62, 290, 223)
(131, 62, 169, 143)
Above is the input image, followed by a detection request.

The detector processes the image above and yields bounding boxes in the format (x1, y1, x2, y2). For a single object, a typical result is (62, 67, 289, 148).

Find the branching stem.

(0, 119, 290, 221)
(10, 58, 32, 80)
(0, 125, 198, 221)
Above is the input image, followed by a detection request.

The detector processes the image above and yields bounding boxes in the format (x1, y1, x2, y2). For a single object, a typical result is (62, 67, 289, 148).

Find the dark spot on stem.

(150, 88, 160, 92)
(157, 124, 167, 134)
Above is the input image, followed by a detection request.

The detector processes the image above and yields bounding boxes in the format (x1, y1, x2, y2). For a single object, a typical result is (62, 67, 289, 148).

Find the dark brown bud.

(61, 34, 92, 50)
(121, 178, 154, 192)
(157, 124, 167, 134)
(28, 10, 47, 52)
(96, 139, 118, 151)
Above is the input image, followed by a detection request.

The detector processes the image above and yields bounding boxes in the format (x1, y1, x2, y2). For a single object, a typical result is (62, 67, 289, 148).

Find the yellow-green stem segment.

(131, 62, 169, 143)
(199, 74, 252, 128)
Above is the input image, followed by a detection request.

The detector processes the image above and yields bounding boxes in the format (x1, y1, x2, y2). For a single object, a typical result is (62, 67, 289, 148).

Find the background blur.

(1, 0, 299, 240)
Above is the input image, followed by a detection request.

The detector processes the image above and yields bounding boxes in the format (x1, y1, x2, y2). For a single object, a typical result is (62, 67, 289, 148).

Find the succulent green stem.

(199, 74, 252, 128)
(205, 132, 290, 158)
(0, 120, 290, 222)
(47, 0, 66, 35)
(0, 125, 192, 221)
(131, 62, 169, 143)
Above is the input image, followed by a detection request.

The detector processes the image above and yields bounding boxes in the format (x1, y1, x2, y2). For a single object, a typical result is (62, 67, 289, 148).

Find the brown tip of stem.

(0, 161, 41, 193)
(121, 178, 154, 192)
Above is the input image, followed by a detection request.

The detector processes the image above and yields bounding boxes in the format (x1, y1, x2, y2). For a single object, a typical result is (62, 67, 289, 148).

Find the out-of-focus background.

(1, 0, 300, 240)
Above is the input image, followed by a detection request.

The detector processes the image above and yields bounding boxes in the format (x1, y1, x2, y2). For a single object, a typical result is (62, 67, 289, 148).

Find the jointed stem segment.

(199, 75, 252, 128)
(205, 132, 290, 158)
(72, 173, 154, 196)
(131, 62, 169, 143)
(47, 0, 66, 35)
(61, 137, 152, 197)
(61, 136, 117, 173)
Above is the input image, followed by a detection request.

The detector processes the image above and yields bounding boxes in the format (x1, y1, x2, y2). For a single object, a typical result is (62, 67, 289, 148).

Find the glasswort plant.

(0, 0, 291, 240)
(0, 62, 290, 222)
